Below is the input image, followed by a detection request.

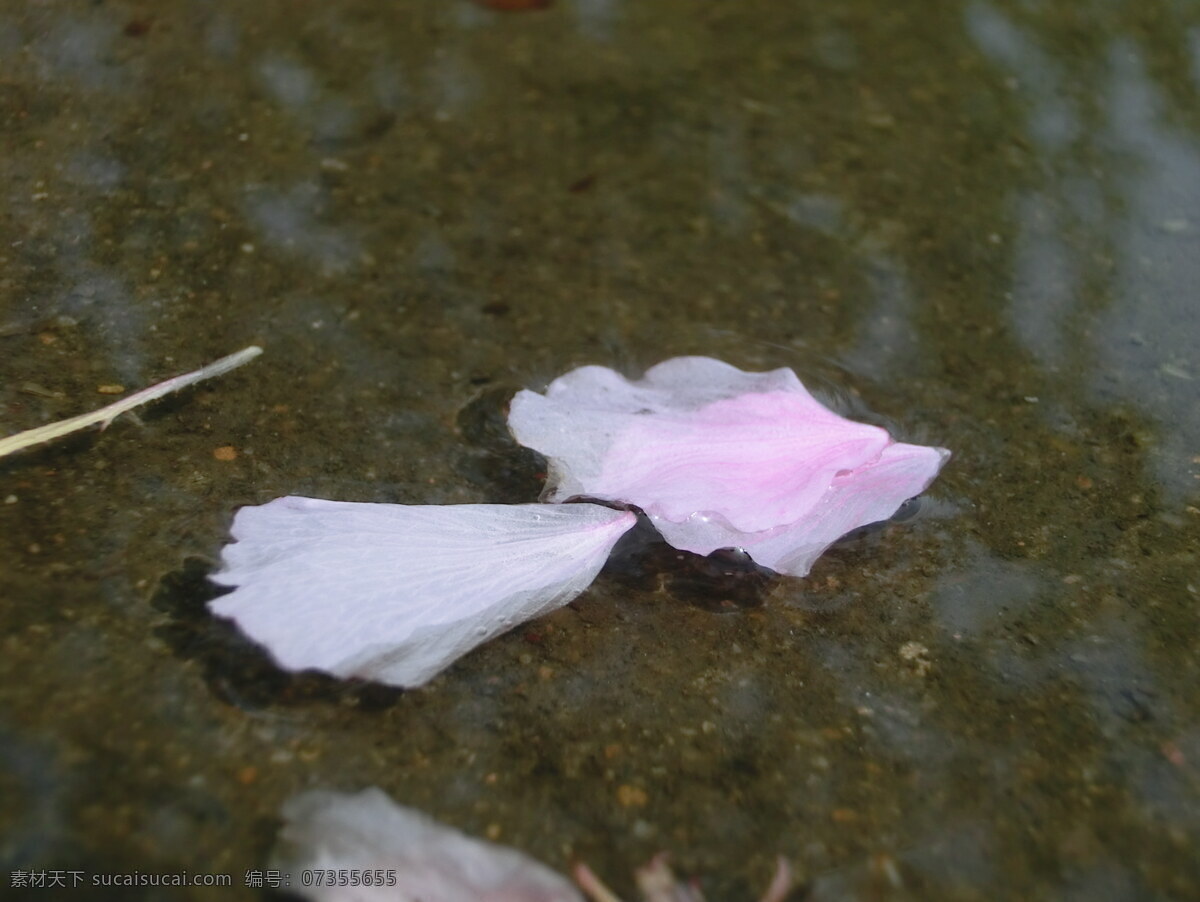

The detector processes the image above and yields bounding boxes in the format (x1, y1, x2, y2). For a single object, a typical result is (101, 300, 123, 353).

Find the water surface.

(1, 1, 1198, 899)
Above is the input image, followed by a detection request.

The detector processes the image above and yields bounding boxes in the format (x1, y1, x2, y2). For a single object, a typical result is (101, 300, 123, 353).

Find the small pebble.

(632, 819, 656, 839)
(899, 641, 933, 676)
(616, 784, 647, 808)
(213, 445, 238, 461)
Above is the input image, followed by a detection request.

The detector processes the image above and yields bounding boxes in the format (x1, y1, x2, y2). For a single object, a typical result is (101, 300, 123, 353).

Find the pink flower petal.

(509, 357, 949, 577)
(654, 442, 951, 576)
(275, 788, 583, 902)
(210, 498, 635, 688)
(600, 389, 889, 533)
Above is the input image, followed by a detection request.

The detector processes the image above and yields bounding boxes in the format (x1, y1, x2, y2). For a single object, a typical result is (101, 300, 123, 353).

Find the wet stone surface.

(2, 1, 1199, 900)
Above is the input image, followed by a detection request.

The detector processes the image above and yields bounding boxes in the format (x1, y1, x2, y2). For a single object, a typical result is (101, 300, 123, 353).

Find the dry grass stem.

(0, 345, 262, 459)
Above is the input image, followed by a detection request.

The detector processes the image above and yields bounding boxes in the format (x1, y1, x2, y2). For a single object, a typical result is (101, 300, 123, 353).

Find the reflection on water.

(0, 0, 1198, 899)
(842, 250, 921, 380)
(971, 0, 1200, 502)
(244, 183, 362, 276)
(573, 0, 620, 42)
(934, 540, 1043, 638)
(1100, 43, 1200, 501)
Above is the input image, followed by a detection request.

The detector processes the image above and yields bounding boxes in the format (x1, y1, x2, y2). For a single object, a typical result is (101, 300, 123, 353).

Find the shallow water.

(1, 1, 1198, 899)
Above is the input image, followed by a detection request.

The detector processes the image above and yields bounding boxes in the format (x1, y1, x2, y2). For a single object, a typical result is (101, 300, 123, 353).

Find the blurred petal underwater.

(210, 498, 636, 688)
(274, 787, 584, 902)
(509, 357, 949, 577)
(275, 788, 792, 902)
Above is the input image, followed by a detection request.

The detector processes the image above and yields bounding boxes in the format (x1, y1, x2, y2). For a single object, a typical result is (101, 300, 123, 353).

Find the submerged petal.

(275, 787, 583, 902)
(510, 357, 949, 576)
(210, 498, 635, 688)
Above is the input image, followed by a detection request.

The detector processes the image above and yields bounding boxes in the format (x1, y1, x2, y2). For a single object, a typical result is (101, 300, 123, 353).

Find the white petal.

(275, 787, 583, 902)
(210, 498, 635, 688)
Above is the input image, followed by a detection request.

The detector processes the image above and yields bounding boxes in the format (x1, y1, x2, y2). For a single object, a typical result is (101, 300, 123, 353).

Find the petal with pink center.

(598, 389, 889, 532)
(510, 357, 890, 532)
(210, 497, 635, 688)
(509, 357, 949, 575)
